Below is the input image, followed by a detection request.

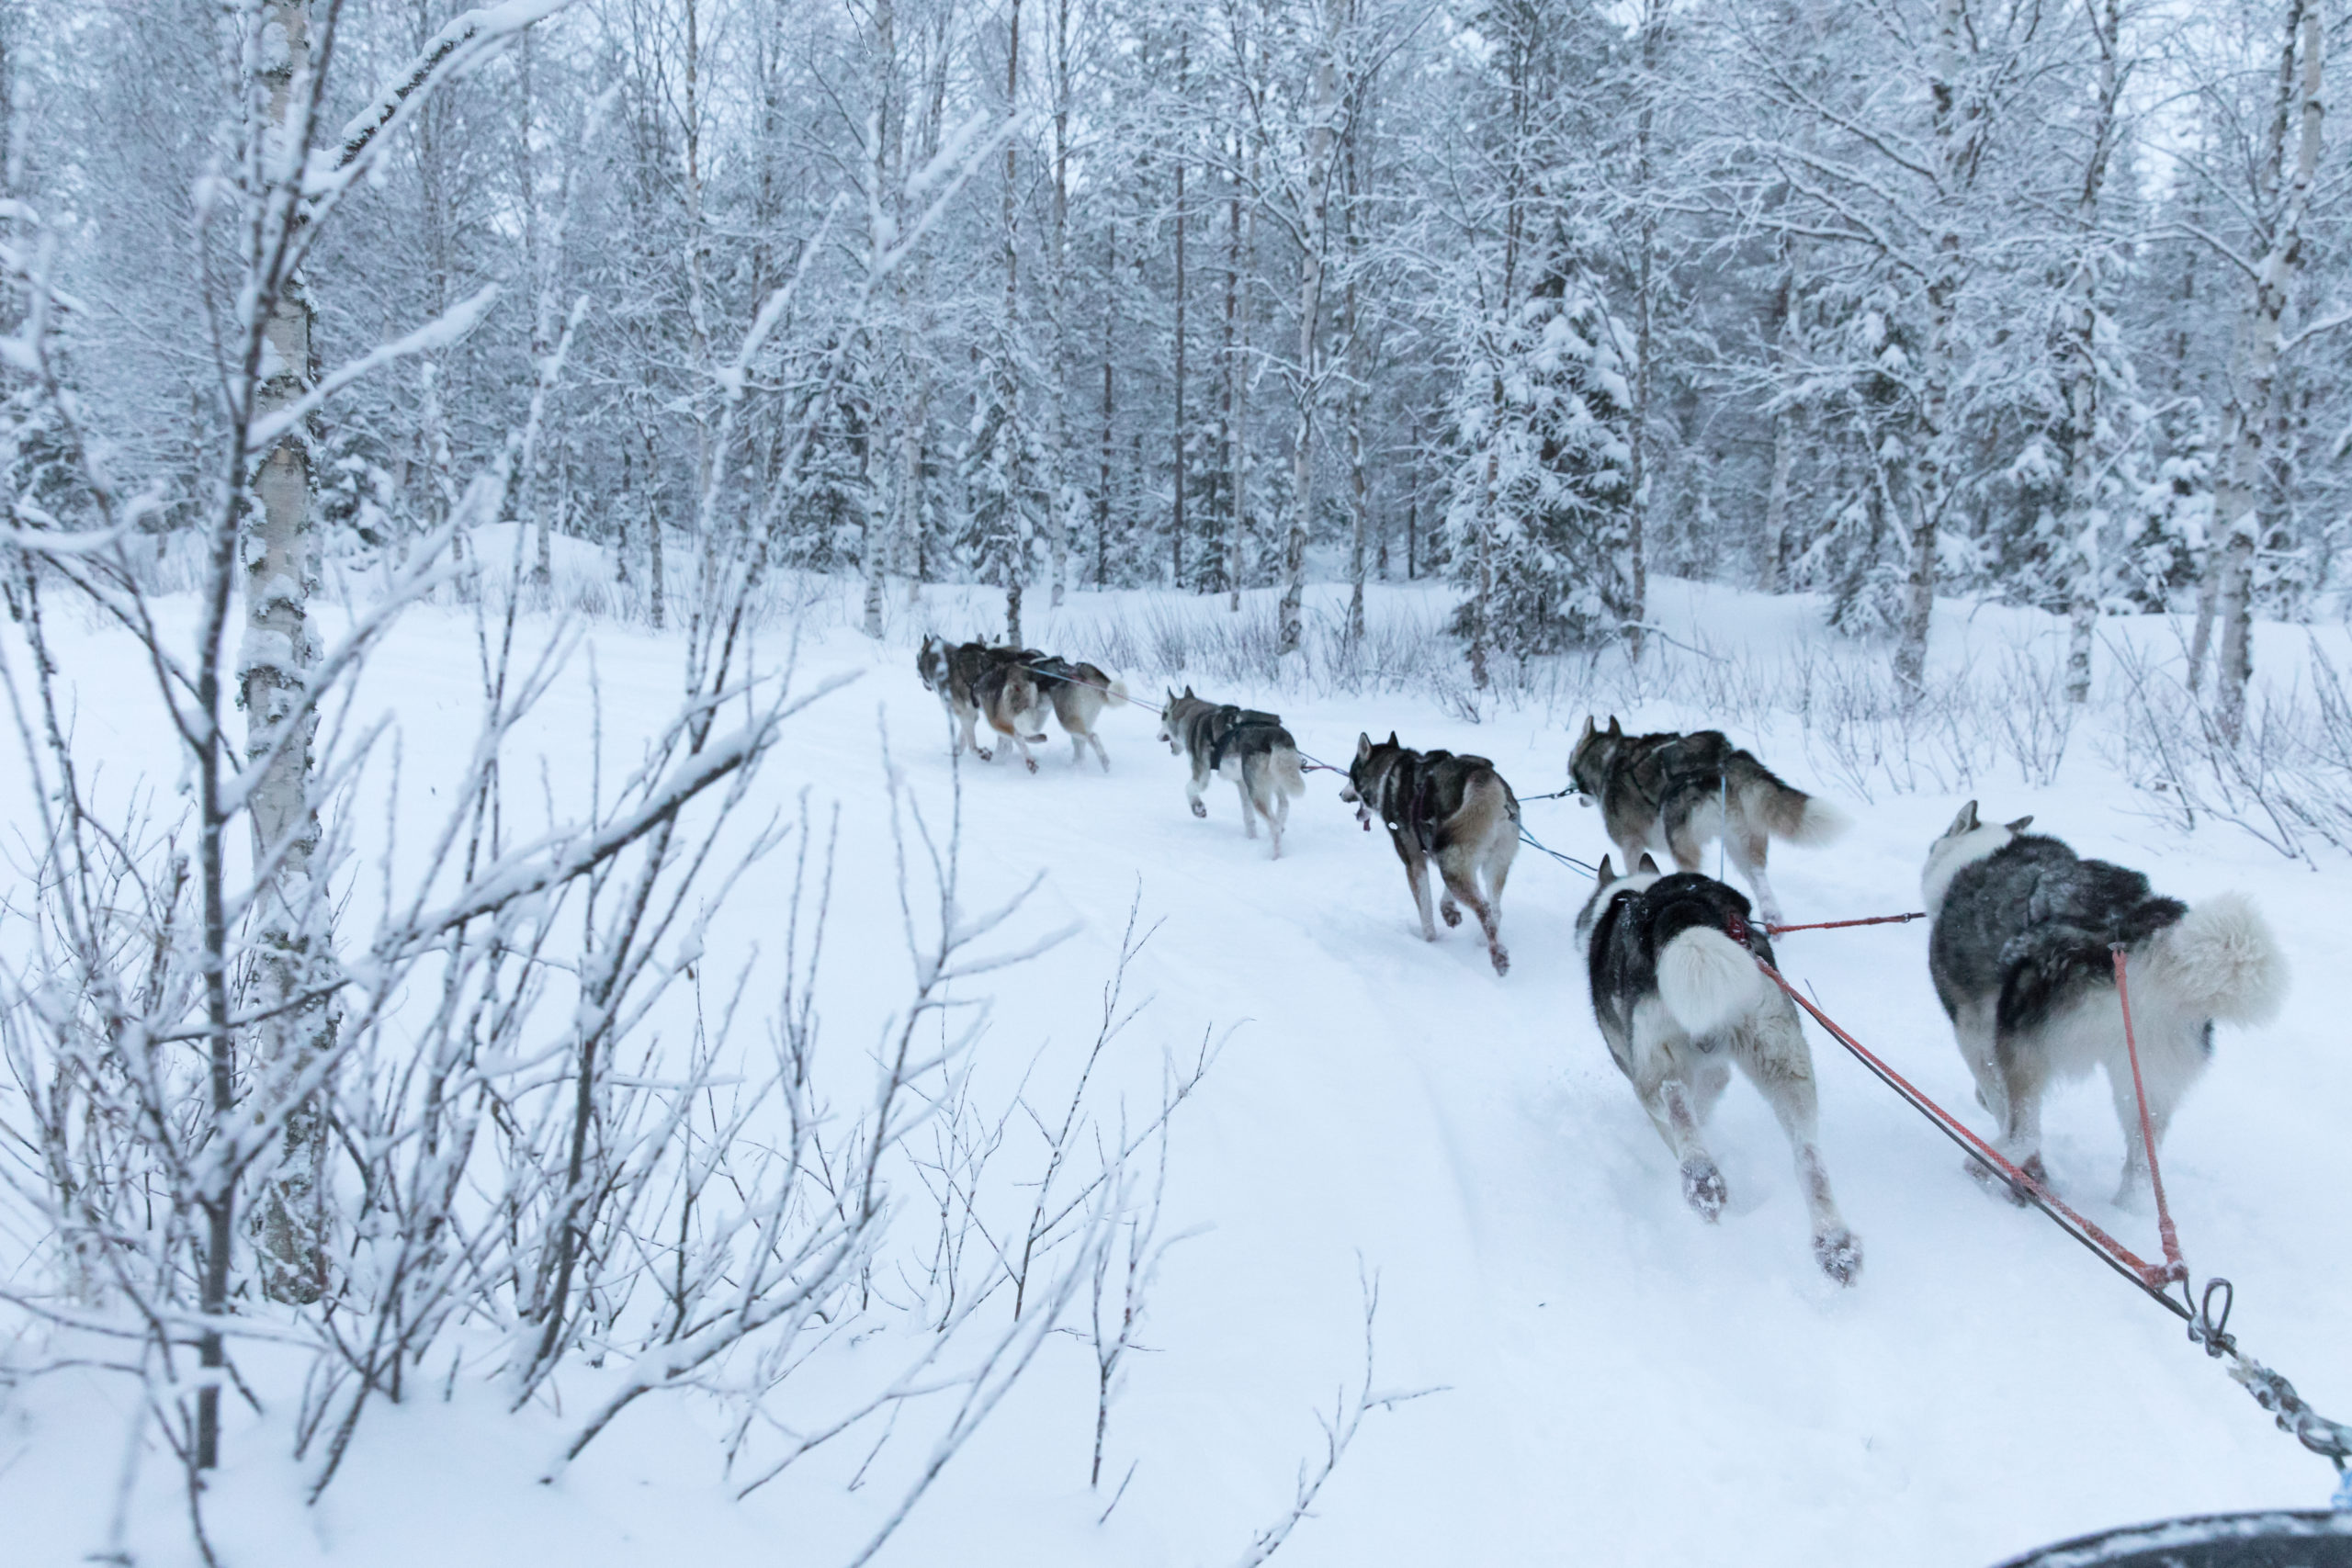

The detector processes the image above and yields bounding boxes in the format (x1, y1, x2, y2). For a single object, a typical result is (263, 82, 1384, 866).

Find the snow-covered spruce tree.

(2117, 427, 2215, 611)
(777, 338, 879, 571)
(1444, 231, 1635, 658)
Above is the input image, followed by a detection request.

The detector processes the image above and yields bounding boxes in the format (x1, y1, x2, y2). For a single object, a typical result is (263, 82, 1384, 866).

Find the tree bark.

(1342, 85, 1369, 647)
(1278, 0, 1345, 658)
(861, 0, 898, 639)
(1895, 0, 1967, 696)
(1623, 0, 1663, 660)
(246, 0, 333, 1315)
(1049, 0, 1075, 605)
(2061, 0, 2125, 705)
(2213, 0, 2323, 744)
(1172, 35, 1189, 591)
(1099, 220, 1115, 587)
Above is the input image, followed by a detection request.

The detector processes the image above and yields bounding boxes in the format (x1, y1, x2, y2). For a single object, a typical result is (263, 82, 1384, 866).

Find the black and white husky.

(1567, 717, 1847, 925)
(1157, 688, 1307, 857)
(1576, 856, 1862, 1284)
(1921, 803, 2289, 1205)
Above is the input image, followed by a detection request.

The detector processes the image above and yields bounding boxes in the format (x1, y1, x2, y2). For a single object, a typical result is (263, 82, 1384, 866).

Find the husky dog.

(1576, 857, 1862, 1283)
(1339, 733, 1521, 976)
(916, 635, 1050, 772)
(1028, 655, 1129, 771)
(1567, 716, 1847, 925)
(1922, 803, 2288, 1205)
(1157, 687, 1307, 857)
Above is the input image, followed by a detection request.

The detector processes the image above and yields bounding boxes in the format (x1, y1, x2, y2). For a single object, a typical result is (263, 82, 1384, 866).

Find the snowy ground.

(5, 572, 2349, 1566)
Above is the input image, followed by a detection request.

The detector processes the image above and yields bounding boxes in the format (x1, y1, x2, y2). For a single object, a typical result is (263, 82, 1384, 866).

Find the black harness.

(1378, 749, 1498, 854)
(1205, 705, 1283, 772)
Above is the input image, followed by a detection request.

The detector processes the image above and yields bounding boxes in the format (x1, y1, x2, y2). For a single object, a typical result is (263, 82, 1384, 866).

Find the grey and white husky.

(1576, 856, 1862, 1284)
(1157, 687, 1307, 857)
(1028, 655, 1129, 771)
(1921, 803, 2289, 1205)
(916, 636, 1050, 771)
(1339, 732, 1520, 976)
(1568, 716, 1848, 925)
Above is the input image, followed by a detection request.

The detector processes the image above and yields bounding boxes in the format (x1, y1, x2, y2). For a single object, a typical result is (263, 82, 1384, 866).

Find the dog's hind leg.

(1438, 858, 1508, 976)
(1983, 1038, 2052, 1204)
(1666, 797, 1709, 874)
(1739, 1013, 1861, 1284)
(1645, 1076, 1727, 1222)
(1724, 824, 1783, 925)
(1263, 777, 1289, 860)
(1233, 768, 1260, 839)
(2109, 1018, 2204, 1209)
(1088, 729, 1111, 772)
(1626, 1009, 1726, 1217)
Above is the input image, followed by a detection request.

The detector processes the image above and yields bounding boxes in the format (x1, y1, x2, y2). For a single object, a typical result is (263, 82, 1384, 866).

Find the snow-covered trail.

(4, 578, 2347, 1567)
(808, 587, 2352, 1567)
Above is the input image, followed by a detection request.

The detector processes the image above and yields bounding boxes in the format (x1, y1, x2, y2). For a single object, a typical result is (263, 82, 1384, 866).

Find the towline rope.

(1013, 660, 1170, 719)
(1765, 910, 1928, 935)
(1750, 949, 2352, 1486)
(2114, 942, 2188, 1288)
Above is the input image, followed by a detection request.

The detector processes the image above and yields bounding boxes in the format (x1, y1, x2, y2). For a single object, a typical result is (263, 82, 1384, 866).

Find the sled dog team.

(915, 639, 2291, 1287)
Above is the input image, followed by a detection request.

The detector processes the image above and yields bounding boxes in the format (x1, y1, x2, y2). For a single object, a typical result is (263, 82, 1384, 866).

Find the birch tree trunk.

(245, 0, 333, 1311)
(1171, 36, 1189, 591)
(1231, 128, 1257, 613)
(1342, 89, 1368, 646)
(1895, 0, 1967, 695)
(1761, 242, 1797, 593)
(2213, 0, 2323, 744)
(1623, 0, 1662, 661)
(2060, 0, 2126, 705)
(1277, 0, 1345, 658)
(1048, 0, 1075, 605)
(1099, 220, 1115, 588)
(861, 0, 899, 638)
(1003, 0, 1028, 644)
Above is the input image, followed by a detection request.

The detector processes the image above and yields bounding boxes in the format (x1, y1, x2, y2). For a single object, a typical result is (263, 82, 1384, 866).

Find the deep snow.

(4, 572, 2348, 1567)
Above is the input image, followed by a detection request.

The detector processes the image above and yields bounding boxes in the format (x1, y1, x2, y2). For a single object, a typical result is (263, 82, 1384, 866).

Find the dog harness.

(1375, 750, 1506, 854)
(1205, 705, 1285, 772)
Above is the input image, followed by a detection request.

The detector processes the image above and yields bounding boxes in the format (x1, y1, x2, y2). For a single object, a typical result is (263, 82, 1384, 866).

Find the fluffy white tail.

(1658, 927, 1768, 1037)
(1108, 678, 1130, 705)
(2148, 893, 2289, 1027)
(1272, 746, 1306, 798)
(1784, 795, 1850, 847)
(1752, 776, 1849, 847)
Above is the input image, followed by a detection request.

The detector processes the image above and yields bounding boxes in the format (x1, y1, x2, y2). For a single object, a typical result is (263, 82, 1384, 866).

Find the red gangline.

(2114, 945, 2188, 1285)
(1752, 956, 2188, 1313)
(1765, 910, 1927, 935)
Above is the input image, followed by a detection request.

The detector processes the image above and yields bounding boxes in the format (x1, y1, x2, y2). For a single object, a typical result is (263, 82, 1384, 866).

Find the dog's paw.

(1680, 1157, 1727, 1222)
(1440, 901, 1463, 928)
(1190, 800, 1207, 818)
(1024, 757, 1037, 774)
(1814, 1228, 1863, 1286)
(976, 747, 994, 761)
(1489, 944, 1510, 976)
(1965, 1152, 2042, 1208)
